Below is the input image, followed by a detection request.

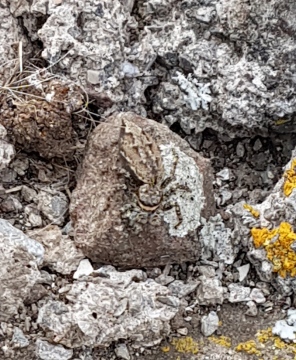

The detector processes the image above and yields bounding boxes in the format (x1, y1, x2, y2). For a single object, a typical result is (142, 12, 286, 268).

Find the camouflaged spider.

(119, 119, 190, 228)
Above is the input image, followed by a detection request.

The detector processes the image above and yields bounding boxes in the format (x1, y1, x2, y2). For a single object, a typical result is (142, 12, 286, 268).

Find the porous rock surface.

(70, 112, 215, 267)
(37, 265, 179, 348)
(0, 219, 44, 320)
(26, 0, 296, 136)
(28, 225, 84, 275)
(0, 72, 84, 159)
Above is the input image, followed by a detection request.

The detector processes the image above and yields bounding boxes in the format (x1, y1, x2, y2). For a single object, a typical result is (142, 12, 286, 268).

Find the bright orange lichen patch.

(283, 158, 296, 196)
(243, 203, 260, 218)
(235, 340, 262, 356)
(208, 335, 231, 348)
(171, 336, 199, 354)
(251, 222, 296, 277)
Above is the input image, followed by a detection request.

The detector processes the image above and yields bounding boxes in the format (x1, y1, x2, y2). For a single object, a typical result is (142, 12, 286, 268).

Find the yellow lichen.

(283, 158, 296, 196)
(251, 222, 296, 277)
(256, 327, 296, 356)
(257, 328, 273, 343)
(243, 203, 260, 218)
(171, 336, 199, 354)
(161, 346, 170, 353)
(235, 340, 262, 356)
(208, 335, 231, 348)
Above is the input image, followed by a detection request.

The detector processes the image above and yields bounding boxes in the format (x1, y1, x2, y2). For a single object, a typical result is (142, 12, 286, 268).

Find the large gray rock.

(26, 0, 296, 136)
(70, 112, 215, 267)
(37, 265, 179, 348)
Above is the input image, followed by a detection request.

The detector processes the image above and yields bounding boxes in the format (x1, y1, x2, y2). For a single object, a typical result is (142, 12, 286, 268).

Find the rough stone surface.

(28, 225, 84, 275)
(36, 188, 69, 225)
(27, 0, 296, 136)
(228, 284, 251, 303)
(0, 71, 83, 159)
(196, 276, 224, 306)
(0, 139, 15, 171)
(201, 311, 219, 337)
(37, 265, 179, 348)
(0, 219, 43, 320)
(36, 339, 73, 360)
(70, 112, 215, 267)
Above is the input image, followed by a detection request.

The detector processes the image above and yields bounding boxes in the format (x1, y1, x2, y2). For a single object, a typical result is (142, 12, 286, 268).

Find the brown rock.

(0, 71, 83, 159)
(70, 112, 215, 267)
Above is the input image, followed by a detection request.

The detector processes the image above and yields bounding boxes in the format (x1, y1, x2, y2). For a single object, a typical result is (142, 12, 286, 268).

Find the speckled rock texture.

(0, 219, 43, 320)
(0, 1, 31, 86)
(228, 147, 296, 291)
(0, 71, 84, 159)
(37, 265, 179, 348)
(70, 112, 215, 267)
(24, 0, 296, 136)
(28, 225, 84, 275)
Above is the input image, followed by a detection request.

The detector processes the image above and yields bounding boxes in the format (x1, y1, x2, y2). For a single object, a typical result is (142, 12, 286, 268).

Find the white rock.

(237, 264, 250, 282)
(115, 343, 130, 360)
(37, 266, 179, 348)
(73, 259, 94, 279)
(0, 139, 15, 170)
(228, 284, 251, 303)
(245, 301, 258, 317)
(36, 339, 73, 360)
(201, 311, 219, 336)
(250, 288, 266, 304)
(12, 327, 29, 348)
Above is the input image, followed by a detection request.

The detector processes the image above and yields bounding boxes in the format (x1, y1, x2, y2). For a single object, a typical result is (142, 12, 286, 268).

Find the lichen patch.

(160, 143, 204, 237)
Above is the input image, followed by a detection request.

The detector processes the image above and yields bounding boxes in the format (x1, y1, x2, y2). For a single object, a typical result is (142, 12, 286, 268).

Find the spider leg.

(163, 201, 183, 228)
(161, 148, 179, 188)
(163, 183, 191, 198)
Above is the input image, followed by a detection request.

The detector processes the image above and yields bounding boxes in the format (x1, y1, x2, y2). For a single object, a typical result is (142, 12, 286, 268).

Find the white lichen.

(172, 71, 212, 111)
(160, 143, 204, 237)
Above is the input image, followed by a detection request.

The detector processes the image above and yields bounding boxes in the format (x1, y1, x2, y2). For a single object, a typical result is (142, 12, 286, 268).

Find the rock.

(24, 205, 43, 228)
(200, 214, 235, 265)
(37, 266, 179, 348)
(36, 339, 73, 360)
(0, 219, 43, 319)
(228, 284, 251, 303)
(196, 276, 224, 306)
(253, 138, 263, 152)
(250, 288, 266, 304)
(12, 327, 29, 348)
(37, 188, 69, 225)
(177, 327, 188, 336)
(70, 112, 215, 267)
(197, 266, 215, 278)
(216, 168, 232, 182)
(28, 225, 84, 275)
(0, 139, 15, 171)
(155, 274, 175, 286)
(0, 71, 83, 159)
(245, 301, 258, 317)
(73, 259, 94, 279)
(0, 7, 29, 85)
(237, 264, 250, 282)
(201, 311, 219, 337)
(168, 280, 199, 298)
(236, 142, 245, 158)
(114, 344, 130, 360)
(21, 186, 37, 203)
(272, 310, 296, 342)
